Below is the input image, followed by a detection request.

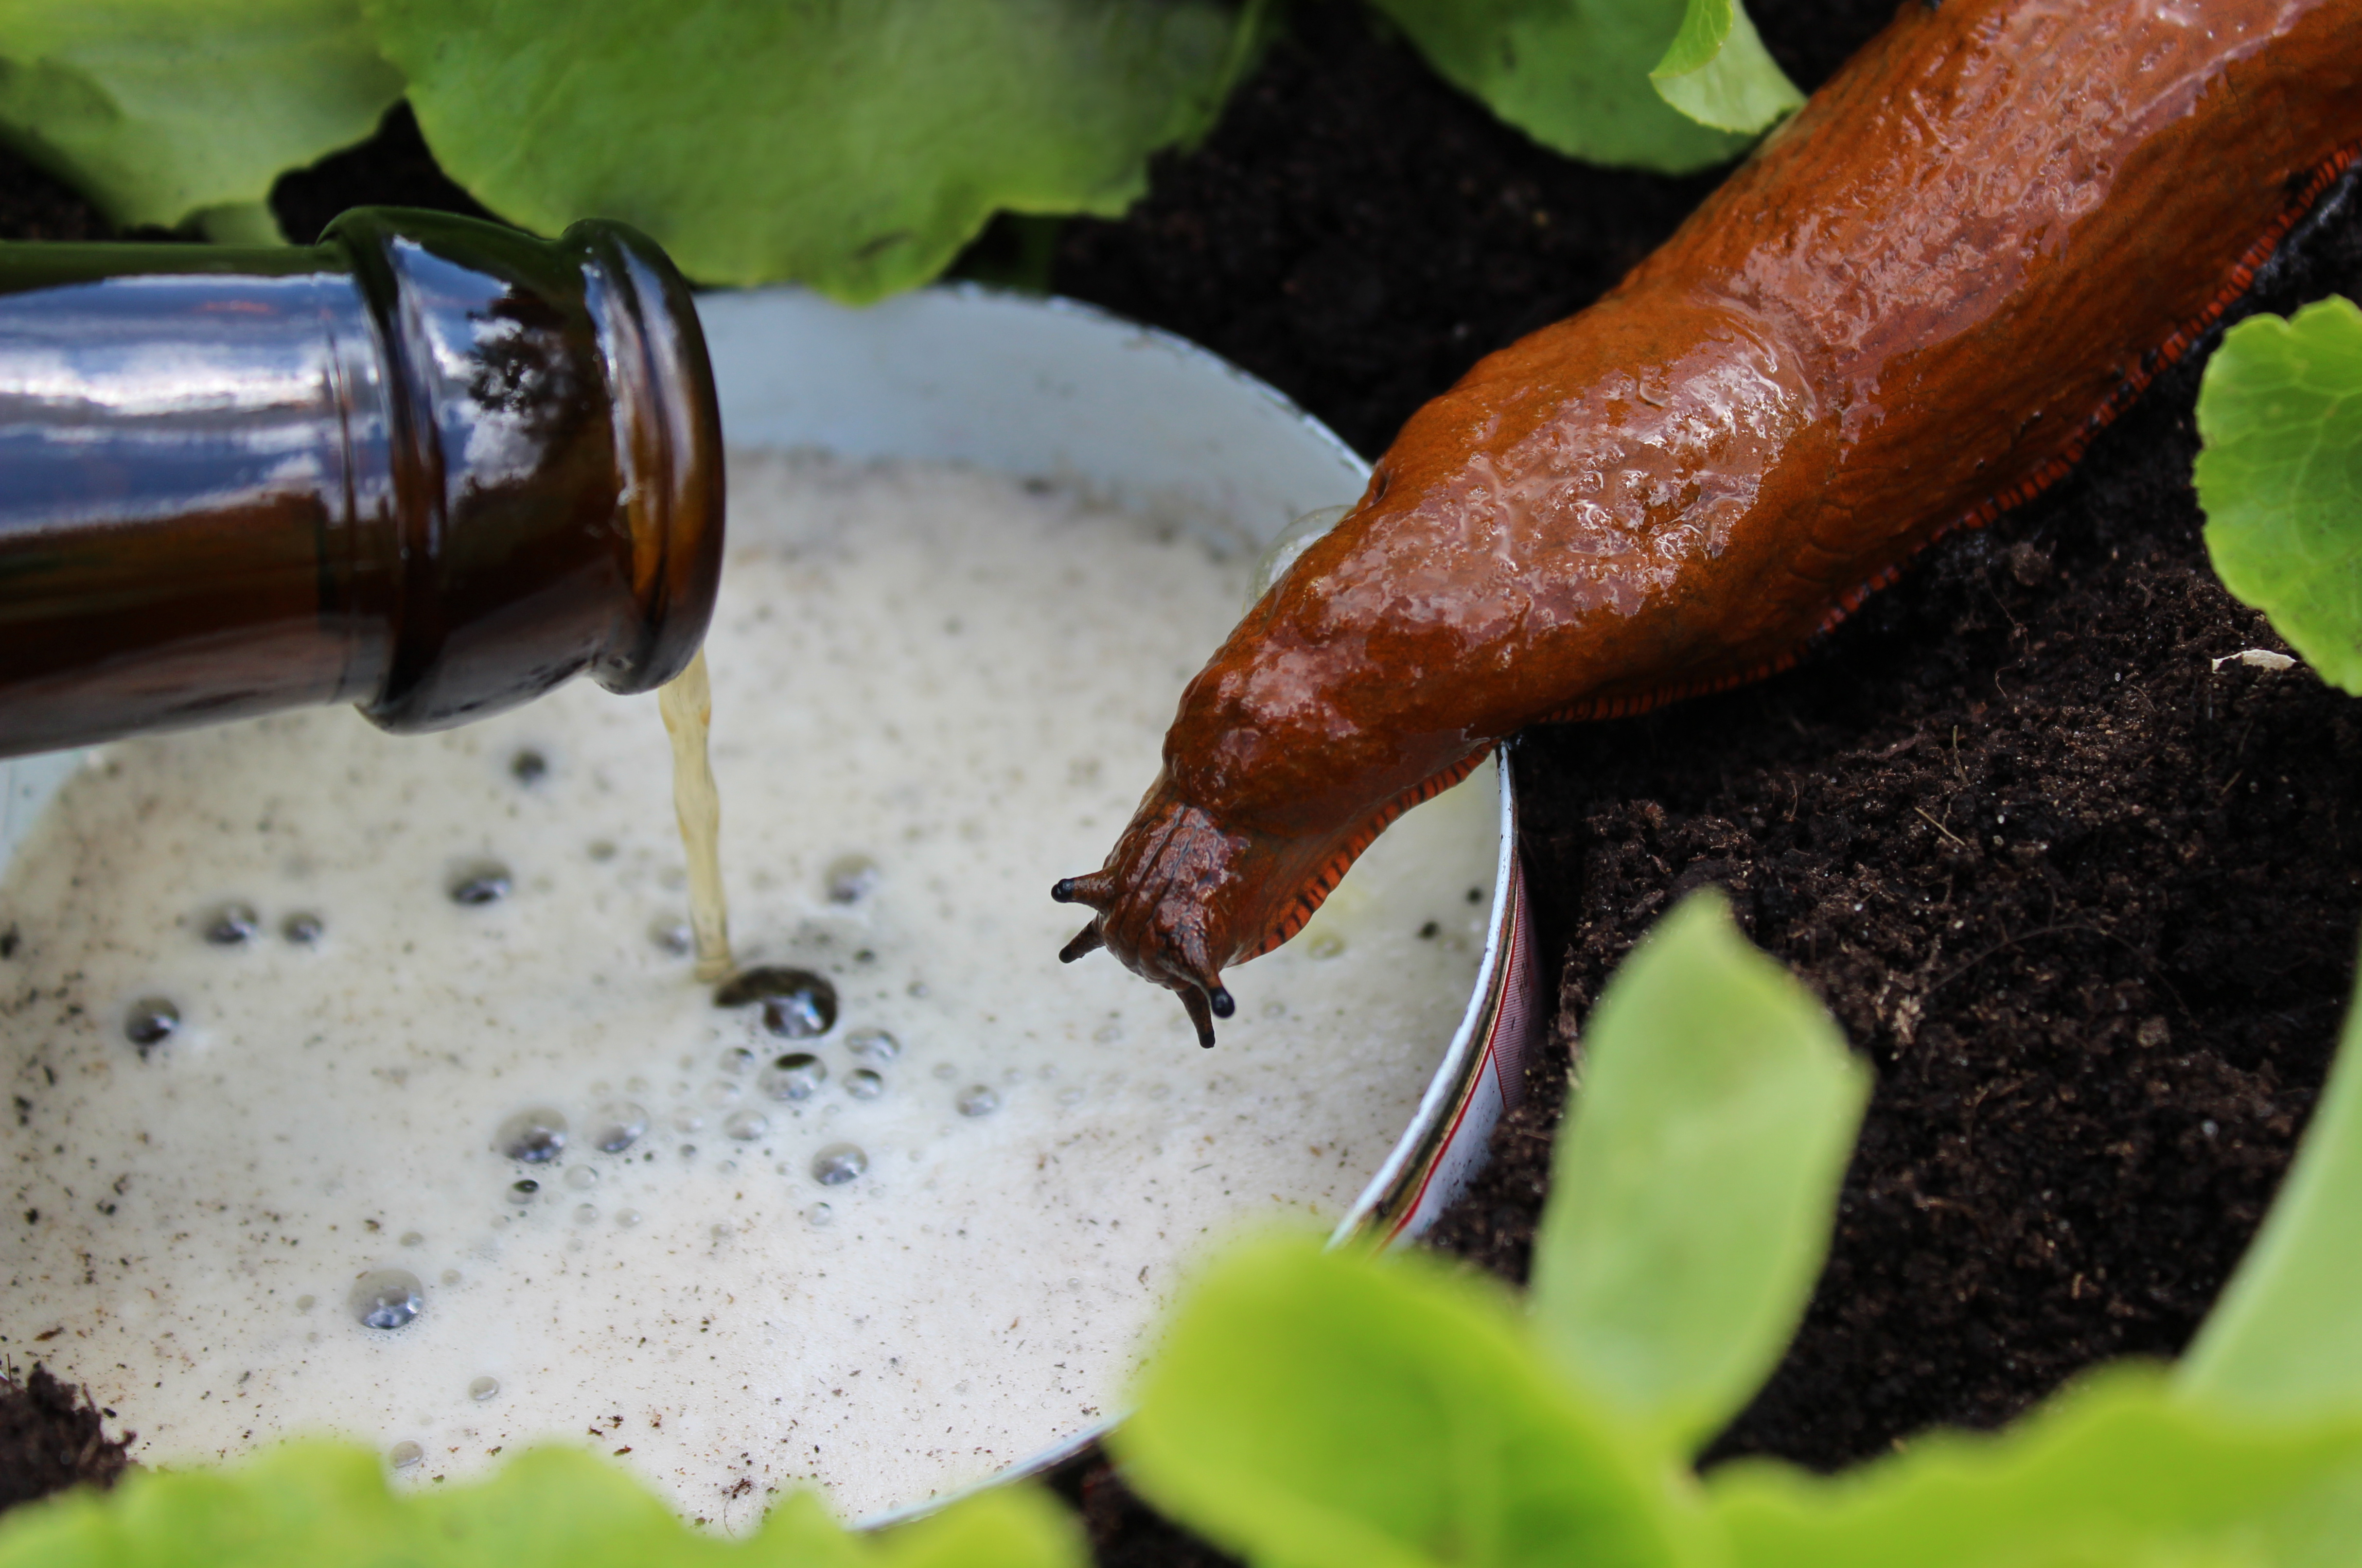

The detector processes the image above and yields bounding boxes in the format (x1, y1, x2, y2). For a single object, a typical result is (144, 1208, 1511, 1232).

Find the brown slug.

(1055, 0, 2362, 1046)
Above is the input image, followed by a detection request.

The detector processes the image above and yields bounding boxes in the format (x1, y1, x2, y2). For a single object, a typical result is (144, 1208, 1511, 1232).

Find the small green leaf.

(1531, 889, 1869, 1458)
(1710, 1365, 2362, 1568)
(2177, 933, 2362, 1421)
(0, 1439, 1081, 1568)
(2195, 295, 2362, 694)
(1365, 0, 1756, 174)
(364, 0, 1261, 300)
(0, 0, 401, 232)
(867, 1486, 1087, 1568)
(1116, 1233, 1693, 1568)
(1649, 0, 1804, 136)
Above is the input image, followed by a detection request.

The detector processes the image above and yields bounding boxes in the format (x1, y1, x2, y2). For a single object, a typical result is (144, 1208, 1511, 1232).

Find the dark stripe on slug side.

(1241, 745, 1495, 962)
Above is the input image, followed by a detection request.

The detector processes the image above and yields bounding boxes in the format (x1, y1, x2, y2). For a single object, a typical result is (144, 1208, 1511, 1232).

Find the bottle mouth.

(570, 218, 725, 696)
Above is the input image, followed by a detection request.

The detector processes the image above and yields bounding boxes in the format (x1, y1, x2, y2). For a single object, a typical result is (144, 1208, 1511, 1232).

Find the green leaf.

(364, 0, 1262, 300)
(865, 1486, 1087, 1568)
(1710, 1365, 2362, 1568)
(0, 0, 401, 232)
(1531, 889, 1869, 1458)
(2177, 932, 2362, 1421)
(2195, 295, 2362, 694)
(1648, 0, 1804, 136)
(1365, 0, 1775, 174)
(0, 1439, 1082, 1568)
(1116, 1233, 1694, 1568)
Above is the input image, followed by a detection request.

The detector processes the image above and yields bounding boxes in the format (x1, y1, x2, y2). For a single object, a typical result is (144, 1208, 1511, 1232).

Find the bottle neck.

(330, 209, 723, 732)
(0, 209, 723, 759)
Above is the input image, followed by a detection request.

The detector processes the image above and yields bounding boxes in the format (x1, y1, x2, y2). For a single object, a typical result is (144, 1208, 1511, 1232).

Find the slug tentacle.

(1178, 987, 1217, 1050)
(1057, 922, 1105, 963)
(1058, 0, 2362, 1033)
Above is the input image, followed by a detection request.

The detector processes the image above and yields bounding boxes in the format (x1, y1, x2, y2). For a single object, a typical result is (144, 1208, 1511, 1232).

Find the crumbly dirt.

(5, 0, 2362, 1553)
(0, 1366, 132, 1510)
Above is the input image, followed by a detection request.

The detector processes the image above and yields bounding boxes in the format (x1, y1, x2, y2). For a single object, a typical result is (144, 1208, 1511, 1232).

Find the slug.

(1054, 0, 2362, 1046)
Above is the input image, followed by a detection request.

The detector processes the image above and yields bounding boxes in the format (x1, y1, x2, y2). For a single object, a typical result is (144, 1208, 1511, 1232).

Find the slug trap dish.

(0, 452, 1497, 1524)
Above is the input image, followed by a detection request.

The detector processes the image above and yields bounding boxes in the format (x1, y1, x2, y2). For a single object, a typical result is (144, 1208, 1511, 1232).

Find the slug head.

(1051, 784, 1304, 1048)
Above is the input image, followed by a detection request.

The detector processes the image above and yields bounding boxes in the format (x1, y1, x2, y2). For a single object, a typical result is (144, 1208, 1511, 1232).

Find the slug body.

(1057, 0, 2362, 1043)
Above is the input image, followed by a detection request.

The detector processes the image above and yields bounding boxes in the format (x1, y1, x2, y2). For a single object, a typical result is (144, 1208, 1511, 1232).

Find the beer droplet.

(723, 1109, 769, 1141)
(811, 1144, 867, 1185)
(469, 1375, 500, 1401)
(351, 1269, 424, 1330)
(846, 1069, 885, 1100)
(389, 1440, 424, 1469)
(956, 1085, 999, 1118)
(123, 998, 180, 1054)
(495, 1107, 568, 1163)
(711, 966, 837, 1038)
(825, 854, 881, 903)
(588, 1102, 649, 1154)
(845, 1028, 899, 1062)
(759, 1053, 826, 1101)
(281, 911, 325, 945)
(448, 862, 513, 906)
(202, 901, 260, 945)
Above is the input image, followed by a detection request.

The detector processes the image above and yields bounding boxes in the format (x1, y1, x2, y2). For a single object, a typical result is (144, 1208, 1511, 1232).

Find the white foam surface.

(0, 454, 1495, 1525)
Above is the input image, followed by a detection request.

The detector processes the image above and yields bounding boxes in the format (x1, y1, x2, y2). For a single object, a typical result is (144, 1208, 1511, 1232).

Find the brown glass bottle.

(0, 207, 723, 759)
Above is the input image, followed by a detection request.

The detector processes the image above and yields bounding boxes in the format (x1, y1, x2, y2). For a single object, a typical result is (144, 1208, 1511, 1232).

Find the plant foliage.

(1531, 890, 1867, 1457)
(0, 0, 400, 238)
(363, 0, 1264, 300)
(0, 1441, 1083, 1568)
(1117, 891, 2362, 1568)
(1364, 0, 1800, 174)
(2195, 295, 2362, 694)
(1711, 1367, 2362, 1568)
(0, 0, 1799, 285)
(1118, 1234, 1700, 1568)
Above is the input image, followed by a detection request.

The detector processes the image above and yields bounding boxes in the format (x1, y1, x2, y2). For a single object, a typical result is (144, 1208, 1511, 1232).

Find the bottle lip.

(569, 218, 725, 696)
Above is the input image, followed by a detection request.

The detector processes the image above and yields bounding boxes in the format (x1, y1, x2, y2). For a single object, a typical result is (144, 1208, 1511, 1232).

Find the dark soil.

(0, 1366, 132, 1508)
(5, 0, 2361, 1556)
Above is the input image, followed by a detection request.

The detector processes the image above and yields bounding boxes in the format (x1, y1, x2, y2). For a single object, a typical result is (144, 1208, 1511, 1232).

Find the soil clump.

(0, 1366, 132, 1509)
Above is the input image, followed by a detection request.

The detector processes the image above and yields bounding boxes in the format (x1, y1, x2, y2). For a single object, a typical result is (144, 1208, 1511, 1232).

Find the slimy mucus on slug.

(1057, 0, 2362, 1045)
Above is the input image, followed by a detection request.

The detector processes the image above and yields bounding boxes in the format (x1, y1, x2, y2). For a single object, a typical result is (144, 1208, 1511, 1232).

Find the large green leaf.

(0, 0, 400, 232)
(365, 0, 1261, 300)
(1366, 0, 1797, 174)
(1531, 890, 1869, 1458)
(2195, 295, 2362, 694)
(1116, 1233, 1696, 1568)
(2176, 932, 2362, 1420)
(0, 1439, 1082, 1568)
(1710, 1366, 2362, 1568)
